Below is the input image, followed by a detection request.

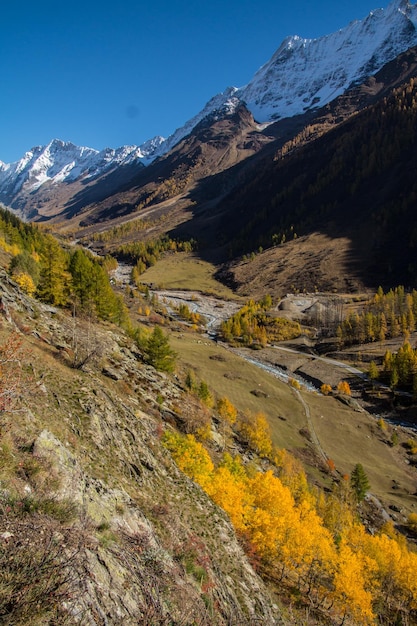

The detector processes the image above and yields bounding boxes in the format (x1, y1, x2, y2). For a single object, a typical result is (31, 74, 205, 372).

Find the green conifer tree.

(144, 326, 176, 372)
(37, 234, 71, 306)
(350, 464, 370, 502)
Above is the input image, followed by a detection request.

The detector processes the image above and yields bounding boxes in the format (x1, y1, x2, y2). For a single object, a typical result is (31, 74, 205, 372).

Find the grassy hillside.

(139, 252, 238, 297)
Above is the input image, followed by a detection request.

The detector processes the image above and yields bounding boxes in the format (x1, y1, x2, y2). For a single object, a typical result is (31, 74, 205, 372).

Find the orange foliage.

(163, 429, 417, 623)
(337, 380, 351, 395)
(320, 383, 332, 395)
(326, 458, 336, 472)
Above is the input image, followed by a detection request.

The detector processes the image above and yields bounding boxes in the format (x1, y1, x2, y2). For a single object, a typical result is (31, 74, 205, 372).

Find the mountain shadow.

(166, 47, 417, 294)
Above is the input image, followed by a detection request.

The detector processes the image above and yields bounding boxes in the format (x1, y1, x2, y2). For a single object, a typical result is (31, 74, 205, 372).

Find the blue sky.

(1, 0, 386, 163)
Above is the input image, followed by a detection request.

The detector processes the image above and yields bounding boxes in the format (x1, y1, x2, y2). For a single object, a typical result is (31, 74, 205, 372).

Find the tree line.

(337, 286, 417, 346)
(220, 296, 301, 347)
(163, 420, 417, 625)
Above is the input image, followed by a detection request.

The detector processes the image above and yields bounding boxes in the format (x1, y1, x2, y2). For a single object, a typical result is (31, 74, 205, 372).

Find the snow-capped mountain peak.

(150, 0, 417, 155)
(233, 0, 417, 124)
(0, 138, 161, 204)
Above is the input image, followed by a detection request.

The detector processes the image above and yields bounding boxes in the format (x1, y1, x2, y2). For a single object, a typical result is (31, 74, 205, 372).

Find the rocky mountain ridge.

(1, 0, 417, 221)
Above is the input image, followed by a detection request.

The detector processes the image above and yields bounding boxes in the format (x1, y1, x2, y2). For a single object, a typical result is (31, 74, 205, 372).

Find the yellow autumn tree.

(205, 465, 252, 532)
(14, 272, 36, 295)
(365, 531, 405, 611)
(316, 481, 356, 540)
(320, 383, 332, 395)
(246, 470, 297, 562)
(217, 396, 238, 425)
(273, 447, 310, 501)
(332, 539, 376, 624)
(163, 431, 214, 489)
(367, 529, 417, 616)
(238, 411, 273, 457)
(337, 380, 351, 395)
(282, 500, 336, 594)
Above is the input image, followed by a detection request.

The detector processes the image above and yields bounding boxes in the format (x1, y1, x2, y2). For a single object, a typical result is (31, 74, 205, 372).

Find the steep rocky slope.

(0, 271, 281, 625)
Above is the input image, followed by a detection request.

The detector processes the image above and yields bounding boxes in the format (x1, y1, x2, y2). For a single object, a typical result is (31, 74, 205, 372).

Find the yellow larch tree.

(273, 447, 310, 502)
(332, 539, 377, 625)
(246, 470, 298, 563)
(217, 396, 238, 425)
(13, 272, 36, 295)
(205, 465, 252, 532)
(238, 411, 273, 457)
(163, 432, 214, 490)
(282, 500, 336, 603)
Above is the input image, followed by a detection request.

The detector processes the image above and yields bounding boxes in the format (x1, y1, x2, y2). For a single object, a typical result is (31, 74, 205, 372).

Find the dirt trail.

(294, 389, 328, 464)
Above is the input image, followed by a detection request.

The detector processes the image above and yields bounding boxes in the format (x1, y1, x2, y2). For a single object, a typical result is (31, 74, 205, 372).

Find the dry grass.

(171, 331, 311, 452)
(226, 232, 366, 300)
(307, 391, 417, 512)
(140, 252, 238, 298)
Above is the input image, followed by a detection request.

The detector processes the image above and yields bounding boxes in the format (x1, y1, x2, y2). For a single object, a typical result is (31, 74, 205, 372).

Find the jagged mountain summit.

(0, 138, 165, 211)
(1, 0, 416, 217)
(151, 0, 417, 156)
(237, 0, 417, 122)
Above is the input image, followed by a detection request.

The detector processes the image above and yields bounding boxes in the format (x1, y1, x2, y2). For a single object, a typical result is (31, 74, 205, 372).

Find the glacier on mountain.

(150, 0, 417, 157)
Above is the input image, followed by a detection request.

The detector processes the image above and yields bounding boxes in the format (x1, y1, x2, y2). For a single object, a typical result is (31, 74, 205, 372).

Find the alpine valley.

(2, 0, 417, 294)
(2, 1, 417, 625)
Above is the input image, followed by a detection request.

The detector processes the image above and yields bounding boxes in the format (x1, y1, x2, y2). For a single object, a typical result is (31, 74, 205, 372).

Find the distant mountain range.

(1, 0, 417, 294)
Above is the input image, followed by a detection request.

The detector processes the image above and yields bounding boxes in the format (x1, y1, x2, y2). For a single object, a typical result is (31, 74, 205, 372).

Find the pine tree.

(144, 326, 176, 372)
(350, 464, 370, 502)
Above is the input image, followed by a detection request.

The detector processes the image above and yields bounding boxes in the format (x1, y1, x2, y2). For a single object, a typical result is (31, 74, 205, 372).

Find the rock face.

(0, 271, 282, 625)
(32, 430, 276, 625)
